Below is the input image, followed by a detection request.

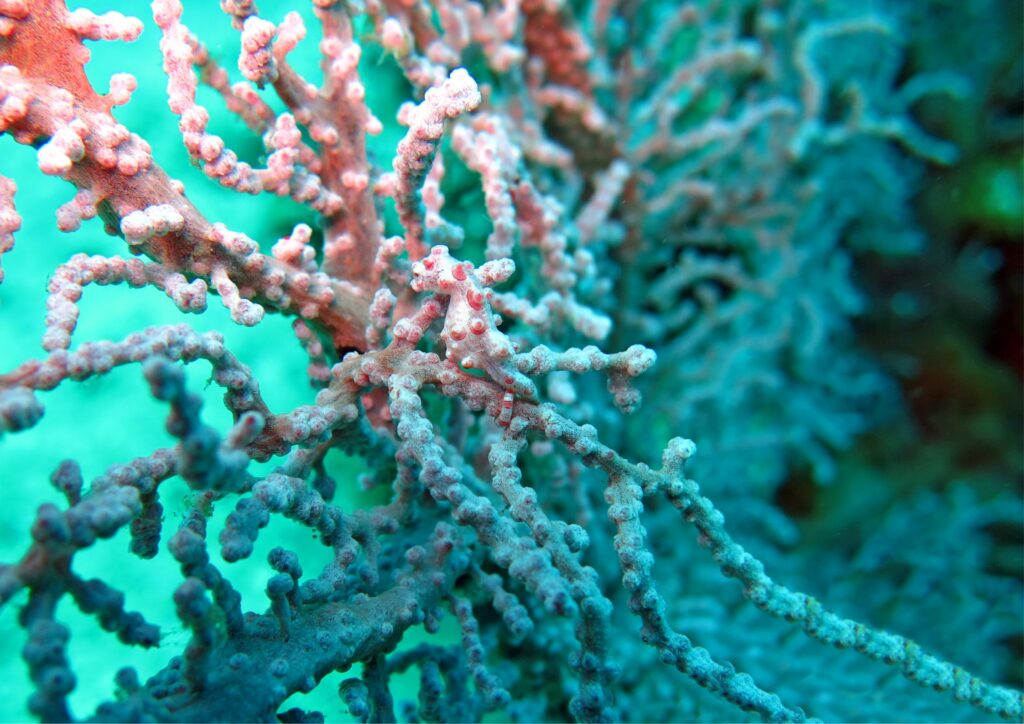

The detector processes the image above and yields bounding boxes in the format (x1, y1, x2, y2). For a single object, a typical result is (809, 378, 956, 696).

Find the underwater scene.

(0, 0, 1020, 721)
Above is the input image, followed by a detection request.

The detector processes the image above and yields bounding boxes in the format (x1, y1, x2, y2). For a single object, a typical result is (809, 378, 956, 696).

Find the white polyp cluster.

(0, 175, 19, 283)
(37, 125, 87, 176)
(66, 8, 143, 42)
(239, 16, 278, 84)
(107, 73, 138, 107)
(120, 204, 185, 246)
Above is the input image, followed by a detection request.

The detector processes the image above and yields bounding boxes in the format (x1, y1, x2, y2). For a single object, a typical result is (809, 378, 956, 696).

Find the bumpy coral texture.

(0, 0, 1020, 722)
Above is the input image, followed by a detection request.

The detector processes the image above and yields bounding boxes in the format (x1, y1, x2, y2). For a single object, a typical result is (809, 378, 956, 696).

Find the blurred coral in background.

(0, 0, 1020, 721)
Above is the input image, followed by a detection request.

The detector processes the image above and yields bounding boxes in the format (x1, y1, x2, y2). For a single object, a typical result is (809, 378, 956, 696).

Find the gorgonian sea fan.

(0, 0, 1019, 722)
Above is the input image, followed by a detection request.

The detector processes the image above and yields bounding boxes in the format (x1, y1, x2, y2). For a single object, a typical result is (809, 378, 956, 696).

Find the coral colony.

(0, 0, 1019, 722)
